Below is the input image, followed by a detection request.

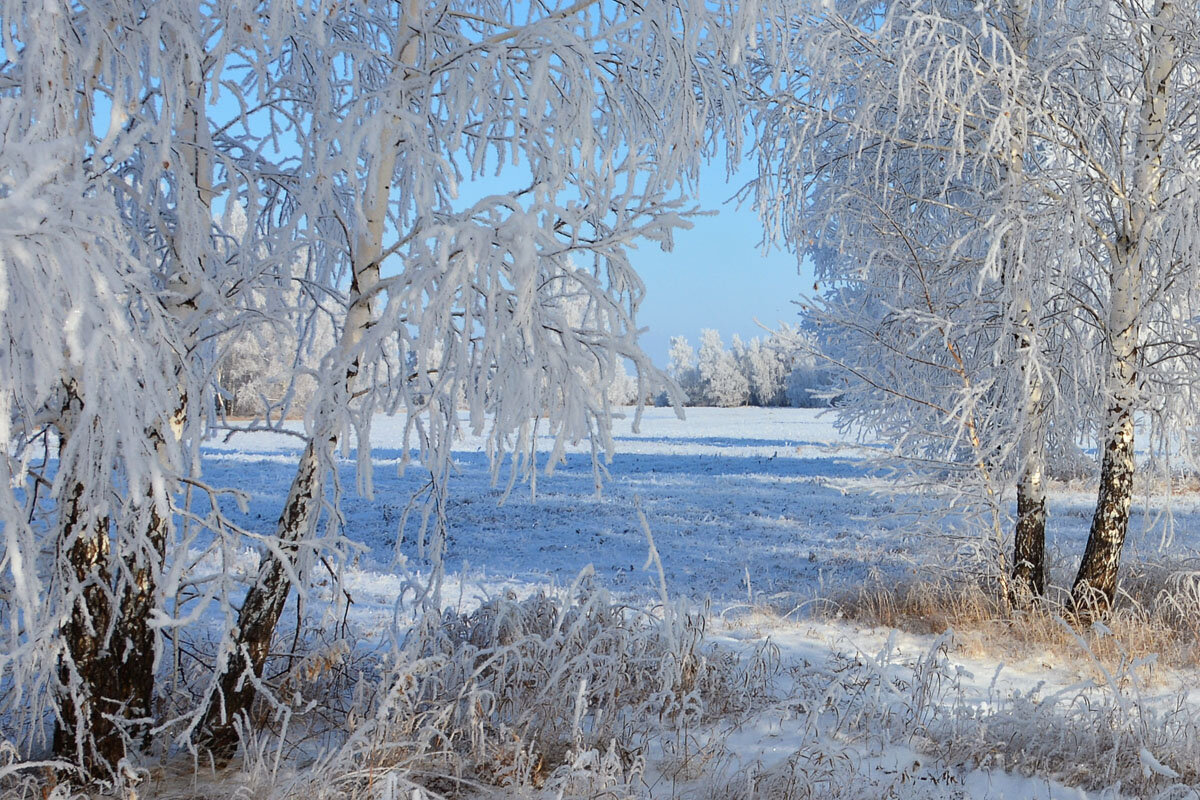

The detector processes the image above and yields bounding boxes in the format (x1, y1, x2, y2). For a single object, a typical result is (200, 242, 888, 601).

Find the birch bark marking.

(201, 3, 415, 755)
(1072, 0, 1174, 616)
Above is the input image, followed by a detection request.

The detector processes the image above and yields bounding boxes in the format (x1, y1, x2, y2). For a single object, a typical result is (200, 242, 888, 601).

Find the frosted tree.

(1044, 0, 1200, 614)
(750, 0, 1200, 613)
(662, 325, 833, 407)
(545, 275, 642, 408)
(759, 324, 834, 408)
(0, 0, 310, 774)
(2, 0, 239, 777)
(742, 337, 779, 406)
(697, 329, 751, 407)
(667, 335, 702, 404)
(194, 0, 773, 755)
(0, 0, 782, 779)
(747, 0, 1086, 602)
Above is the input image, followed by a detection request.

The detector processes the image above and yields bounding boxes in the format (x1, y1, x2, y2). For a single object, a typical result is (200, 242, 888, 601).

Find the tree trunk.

(1010, 293, 1047, 604)
(1011, 459, 1046, 601)
(199, 10, 415, 753)
(1071, 410, 1135, 615)
(53, 476, 122, 776)
(1071, 0, 1172, 620)
(999, 0, 1047, 609)
(201, 437, 324, 755)
(52, 387, 175, 776)
(111, 402, 184, 746)
(1009, 301, 1047, 605)
(51, 383, 124, 775)
(108, 502, 169, 746)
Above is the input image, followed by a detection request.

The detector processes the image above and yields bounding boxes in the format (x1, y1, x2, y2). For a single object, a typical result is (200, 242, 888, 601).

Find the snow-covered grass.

(14, 408, 1200, 799)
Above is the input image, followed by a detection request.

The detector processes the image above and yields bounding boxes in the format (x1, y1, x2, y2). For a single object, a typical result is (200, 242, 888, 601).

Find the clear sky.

(632, 162, 811, 366)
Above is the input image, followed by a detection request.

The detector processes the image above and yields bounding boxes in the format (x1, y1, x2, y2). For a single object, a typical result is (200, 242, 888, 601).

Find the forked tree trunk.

(53, 390, 174, 777)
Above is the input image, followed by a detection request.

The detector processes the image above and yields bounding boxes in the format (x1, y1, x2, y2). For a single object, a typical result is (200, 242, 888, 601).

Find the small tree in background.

(698, 329, 752, 407)
(667, 336, 703, 404)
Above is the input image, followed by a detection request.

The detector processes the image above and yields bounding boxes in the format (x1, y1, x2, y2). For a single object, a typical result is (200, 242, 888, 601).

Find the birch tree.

(750, 0, 1200, 614)
(1048, 0, 1200, 614)
(2, 0, 775, 777)
(2, 2, 208, 773)
(0, 0, 332, 776)
(750, 0, 1063, 598)
(176, 0, 771, 756)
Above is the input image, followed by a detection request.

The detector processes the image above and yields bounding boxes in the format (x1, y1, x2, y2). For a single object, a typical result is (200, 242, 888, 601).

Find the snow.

(194, 407, 1200, 798)
(205, 407, 895, 611)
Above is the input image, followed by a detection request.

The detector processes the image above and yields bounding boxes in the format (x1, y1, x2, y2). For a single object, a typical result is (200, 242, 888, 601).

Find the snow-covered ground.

(196, 407, 1200, 799)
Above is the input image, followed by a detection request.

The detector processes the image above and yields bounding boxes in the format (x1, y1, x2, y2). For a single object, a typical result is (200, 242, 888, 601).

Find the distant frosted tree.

(741, 337, 782, 406)
(769, 326, 833, 408)
(697, 329, 751, 407)
(667, 335, 702, 404)
(661, 325, 833, 407)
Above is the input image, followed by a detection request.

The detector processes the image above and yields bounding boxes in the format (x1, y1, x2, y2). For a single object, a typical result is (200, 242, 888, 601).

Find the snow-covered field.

(192, 407, 1200, 800)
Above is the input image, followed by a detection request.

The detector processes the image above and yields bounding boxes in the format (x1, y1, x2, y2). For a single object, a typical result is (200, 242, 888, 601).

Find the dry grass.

(816, 560, 1200, 677)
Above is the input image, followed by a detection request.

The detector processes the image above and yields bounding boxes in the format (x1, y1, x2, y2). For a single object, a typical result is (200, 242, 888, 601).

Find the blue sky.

(632, 162, 811, 366)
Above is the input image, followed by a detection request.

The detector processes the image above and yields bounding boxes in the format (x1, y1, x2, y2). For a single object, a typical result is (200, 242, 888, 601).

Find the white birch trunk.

(1072, 0, 1174, 615)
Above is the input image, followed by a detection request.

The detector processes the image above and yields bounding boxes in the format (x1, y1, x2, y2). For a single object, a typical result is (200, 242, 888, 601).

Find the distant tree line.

(660, 327, 834, 408)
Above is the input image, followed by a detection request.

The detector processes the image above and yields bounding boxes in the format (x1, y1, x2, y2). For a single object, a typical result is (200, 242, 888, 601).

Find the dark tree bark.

(1071, 410, 1135, 617)
(52, 387, 173, 778)
(109, 503, 169, 744)
(201, 438, 324, 756)
(1011, 475, 1046, 602)
(53, 476, 123, 777)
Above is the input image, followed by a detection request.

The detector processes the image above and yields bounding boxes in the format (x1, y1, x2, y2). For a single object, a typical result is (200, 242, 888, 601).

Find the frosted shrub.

(274, 578, 778, 799)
